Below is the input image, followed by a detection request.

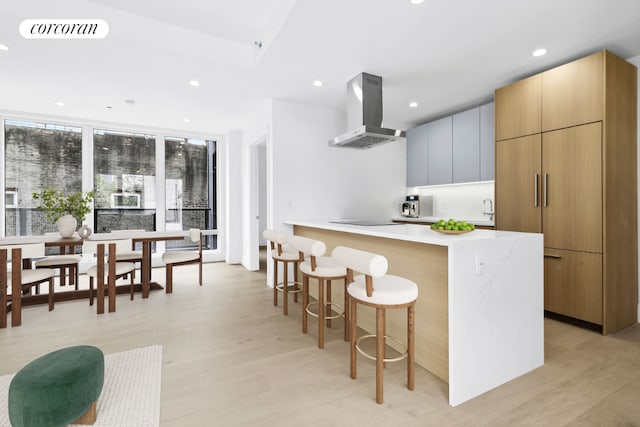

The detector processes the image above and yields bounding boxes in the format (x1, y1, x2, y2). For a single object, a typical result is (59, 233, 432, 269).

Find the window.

(3, 118, 221, 255)
(110, 193, 141, 208)
(5, 191, 17, 208)
(93, 129, 156, 232)
(165, 137, 217, 249)
(4, 120, 82, 236)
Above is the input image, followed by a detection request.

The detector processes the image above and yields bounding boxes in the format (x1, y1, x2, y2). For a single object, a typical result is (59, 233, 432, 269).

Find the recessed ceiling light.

(532, 48, 547, 57)
(0, 43, 8, 51)
(189, 80, 200, 87)
(183, 118, 191, 123)
(55, 101, 65, 107)
(409, 101, 418, 108)
(313, 80, 323, 87)
(410, 0, 425, 4)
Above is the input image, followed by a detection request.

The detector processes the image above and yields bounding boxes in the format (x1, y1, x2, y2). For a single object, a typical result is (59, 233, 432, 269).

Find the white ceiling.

(1, 0, 640, 136)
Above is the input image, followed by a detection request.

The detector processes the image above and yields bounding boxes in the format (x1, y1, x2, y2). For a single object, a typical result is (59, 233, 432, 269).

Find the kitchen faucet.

(483, 199, 494, 221)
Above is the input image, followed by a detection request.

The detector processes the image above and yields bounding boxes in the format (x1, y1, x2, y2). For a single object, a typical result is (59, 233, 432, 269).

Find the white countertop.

(391, 216, 495, 227)
(284, 219, 535, 247)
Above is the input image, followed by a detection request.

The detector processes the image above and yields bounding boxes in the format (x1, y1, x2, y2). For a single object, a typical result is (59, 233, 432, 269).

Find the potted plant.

(32, 189, 96, 238)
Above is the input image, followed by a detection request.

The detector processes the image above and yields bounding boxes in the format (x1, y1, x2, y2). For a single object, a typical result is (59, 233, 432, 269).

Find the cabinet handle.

(543, 173, 549, 208)
(534, 174, 539, 207)
(544, 253, 562, 259)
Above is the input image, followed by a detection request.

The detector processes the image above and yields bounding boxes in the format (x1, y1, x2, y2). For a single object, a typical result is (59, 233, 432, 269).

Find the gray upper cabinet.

(405, 101, 495, 187)
(480, 102, 495, 180)
(452, 108, 480, 183)
(426, 116, 453, 185)
(406, 124, 428, 187)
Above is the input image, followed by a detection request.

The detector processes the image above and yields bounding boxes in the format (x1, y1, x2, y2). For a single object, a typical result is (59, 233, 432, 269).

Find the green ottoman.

(8, 345, 104, 427)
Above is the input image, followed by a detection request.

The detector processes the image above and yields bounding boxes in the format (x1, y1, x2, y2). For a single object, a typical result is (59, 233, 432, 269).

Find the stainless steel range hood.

(329, 72, 405, 150)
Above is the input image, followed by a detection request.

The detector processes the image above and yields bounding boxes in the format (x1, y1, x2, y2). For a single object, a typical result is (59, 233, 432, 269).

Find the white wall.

(225, 130, 242, 264)
(270, 99, 405, 223)
(627, 54, 640, 322)
(264, 98, 406, 285)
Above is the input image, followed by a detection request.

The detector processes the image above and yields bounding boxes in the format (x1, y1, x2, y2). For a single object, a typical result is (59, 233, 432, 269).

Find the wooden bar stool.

(263, 229, 301, 315)
(332, 246, 418, 404)
(288, 236, 348, 349)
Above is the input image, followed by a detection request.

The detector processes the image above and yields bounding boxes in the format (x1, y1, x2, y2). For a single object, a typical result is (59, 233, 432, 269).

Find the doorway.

(247, 136, 267, 271)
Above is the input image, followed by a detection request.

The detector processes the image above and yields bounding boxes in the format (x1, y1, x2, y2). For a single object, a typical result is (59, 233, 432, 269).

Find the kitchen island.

(283, 220, 543, 406)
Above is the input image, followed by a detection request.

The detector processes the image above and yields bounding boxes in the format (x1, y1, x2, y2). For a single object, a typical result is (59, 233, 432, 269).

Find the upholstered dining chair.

(1, 243, 57, 328)
(161, 228, 202, 293)
(110, 229, 145, 285)
(34, 232, 82, 290)
(332, 246, 418, 404)
(83, 239, 136, 313)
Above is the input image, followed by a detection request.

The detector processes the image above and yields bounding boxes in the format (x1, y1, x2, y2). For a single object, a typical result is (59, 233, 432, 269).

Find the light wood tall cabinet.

(494, 74, 541, 141)
(495, 50, 637, 334)
(495, 134, 541, 233)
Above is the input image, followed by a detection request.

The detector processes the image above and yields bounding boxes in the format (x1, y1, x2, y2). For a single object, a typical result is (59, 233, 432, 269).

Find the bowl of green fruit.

(430, 218, 475, 234)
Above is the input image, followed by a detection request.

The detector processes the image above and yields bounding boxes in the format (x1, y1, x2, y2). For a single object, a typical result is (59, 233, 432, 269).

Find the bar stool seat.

(333, 246, 418, 404)
(299, 257, 346, 277)
(272, 250, 300, 262)
(348, 274, 418, 305)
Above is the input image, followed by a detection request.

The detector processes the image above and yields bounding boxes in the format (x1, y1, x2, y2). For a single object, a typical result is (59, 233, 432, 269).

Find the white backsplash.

(408, 181, 495, 222)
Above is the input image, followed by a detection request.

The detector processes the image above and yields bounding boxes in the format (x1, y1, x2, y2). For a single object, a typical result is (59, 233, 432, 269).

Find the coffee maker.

(401, 194, 433, 218)
(401, 195, 421, 218)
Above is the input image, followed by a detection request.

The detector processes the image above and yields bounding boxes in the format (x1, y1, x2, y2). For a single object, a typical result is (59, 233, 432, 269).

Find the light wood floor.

(1, 260, 639, 426)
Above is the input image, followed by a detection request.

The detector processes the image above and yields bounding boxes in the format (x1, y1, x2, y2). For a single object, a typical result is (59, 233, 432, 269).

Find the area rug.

(0, 345, 162, 427)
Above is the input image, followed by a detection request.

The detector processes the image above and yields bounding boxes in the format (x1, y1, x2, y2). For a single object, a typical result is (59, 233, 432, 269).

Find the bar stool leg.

(283, 261, 289, 315)
(318, 279, 325, 349)
(326, 279, 332, 328)
(293, 262, 299, 303)
(382, 309, 387, 369)
(343, 278, 349, 341)
(350, 298, 357, 380)
(376, 307, 385, 404)
(302, 274, 309, 334)
(273, 258, 278, 307)
(408, 303, 415, 390)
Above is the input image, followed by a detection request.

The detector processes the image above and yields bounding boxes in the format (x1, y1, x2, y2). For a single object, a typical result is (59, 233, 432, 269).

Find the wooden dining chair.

(110, 229, 145, 284)
(34, 232, 82, 290)
(83, 239, 136, 314)
(161, 228, 202, 293)
(1, 244, 57, 328)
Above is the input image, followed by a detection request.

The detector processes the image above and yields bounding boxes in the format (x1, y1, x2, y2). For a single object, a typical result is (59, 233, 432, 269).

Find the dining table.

(0, 230, 190, 326)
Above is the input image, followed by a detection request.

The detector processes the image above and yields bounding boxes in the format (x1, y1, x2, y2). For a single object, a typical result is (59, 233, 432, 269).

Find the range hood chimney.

(329, 72, 405, 150)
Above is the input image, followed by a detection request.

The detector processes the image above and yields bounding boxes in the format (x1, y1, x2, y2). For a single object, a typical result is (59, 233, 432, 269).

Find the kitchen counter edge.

(284, 220, 537, 247)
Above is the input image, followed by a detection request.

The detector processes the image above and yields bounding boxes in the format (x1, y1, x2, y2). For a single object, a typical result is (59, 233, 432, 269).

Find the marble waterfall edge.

(447, 234, 544, 406)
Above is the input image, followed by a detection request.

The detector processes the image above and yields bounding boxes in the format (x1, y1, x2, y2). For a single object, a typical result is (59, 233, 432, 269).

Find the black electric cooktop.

(328, 220, 400, 226)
